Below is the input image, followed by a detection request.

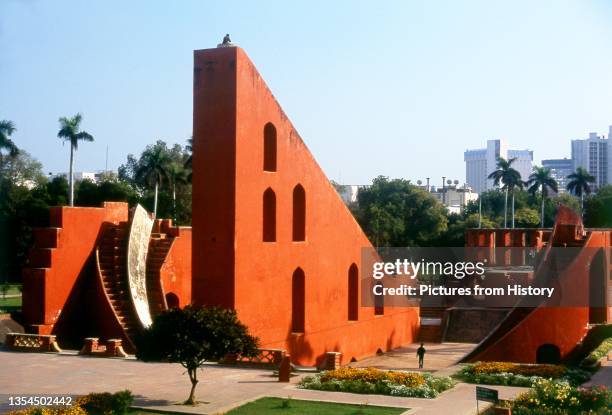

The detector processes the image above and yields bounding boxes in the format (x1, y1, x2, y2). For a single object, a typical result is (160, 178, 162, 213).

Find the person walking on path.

(417, 343, 426, 368)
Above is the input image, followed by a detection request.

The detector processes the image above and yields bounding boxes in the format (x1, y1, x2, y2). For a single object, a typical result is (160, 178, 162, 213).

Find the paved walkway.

(0, 350, 527, 415)
(583, 357, 612, 388)
(349, 343, 475, 373)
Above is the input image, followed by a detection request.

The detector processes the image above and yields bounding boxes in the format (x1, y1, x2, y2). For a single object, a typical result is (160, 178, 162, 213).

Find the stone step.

(418, 325, 443, 343)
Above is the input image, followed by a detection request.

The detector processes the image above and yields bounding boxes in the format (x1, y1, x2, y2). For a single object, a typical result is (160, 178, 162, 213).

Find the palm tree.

(184, 137, 193, 182)
(527, 166, 558, 227)
(57, 113, 94, 206)
(0, 120, 18, 165)
(167, 162, 189, 222)
(135, 145, 171, 217)
(566, 167, 595, 211)
(488, 157, 523, 228)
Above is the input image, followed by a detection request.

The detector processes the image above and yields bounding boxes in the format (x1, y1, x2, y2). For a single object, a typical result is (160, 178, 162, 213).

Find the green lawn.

(2, 284, 22, 296)
(224, 397, 406, 415)
(129, 412, 177, 415)
(0, 295, 21, 313)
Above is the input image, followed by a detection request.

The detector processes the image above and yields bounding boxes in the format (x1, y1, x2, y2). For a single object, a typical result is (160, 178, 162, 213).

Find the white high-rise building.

(571, 127, 611, 190)
(542, 158, 573, 194)
(464, 139, 533, 193)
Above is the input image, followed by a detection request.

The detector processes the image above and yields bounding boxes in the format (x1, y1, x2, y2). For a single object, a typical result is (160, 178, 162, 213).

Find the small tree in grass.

(135, 305, 259, 405)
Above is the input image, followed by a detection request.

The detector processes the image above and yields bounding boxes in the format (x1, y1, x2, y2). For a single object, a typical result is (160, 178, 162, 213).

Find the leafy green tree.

(134, 142, 172, 217)
(514, 207, 540, 228)
(136, 306, 259, 405)
(488, 157, 523, 228)
(0, 120, 18, 165)
(464, 190, 505, 225)
(57, 113, 94, 206)
(41, 176, 70, 206)
(118, 154, 139, 184)
(0, 150, 54, 281)
(355, 176, 448, 246)
(566, 167, 596, 211)
(527, 166, 558, 227)
(436, 213, 496, 246)
(0, 178, 61, 281)
(120, 140, 192, 224)
(584, 185, 612, 227)
(0, 150, 46, 187)
(75, 179, 138, 207)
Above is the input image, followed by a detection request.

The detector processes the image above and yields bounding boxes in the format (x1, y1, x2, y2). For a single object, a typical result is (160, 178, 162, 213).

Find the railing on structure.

(221, 348, 286, 368)
(5, 333, 62, 353)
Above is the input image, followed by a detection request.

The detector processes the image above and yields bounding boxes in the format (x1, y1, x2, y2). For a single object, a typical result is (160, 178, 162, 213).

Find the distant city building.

(50, 171, 117, 183)
(571, 127, 611, 190)
(415, 179, 478, 214)
(464, 139, 533, 193)
(432, 184, 478, 215)
(332, 183, 369, 205)
(541, 158, 573, 194)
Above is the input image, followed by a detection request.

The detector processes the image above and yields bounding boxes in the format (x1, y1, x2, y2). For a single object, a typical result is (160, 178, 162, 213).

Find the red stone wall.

(160, 226, 192, 308)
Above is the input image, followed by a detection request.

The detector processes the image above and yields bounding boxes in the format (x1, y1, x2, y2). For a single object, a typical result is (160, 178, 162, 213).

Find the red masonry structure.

(191, 46, 419, 366)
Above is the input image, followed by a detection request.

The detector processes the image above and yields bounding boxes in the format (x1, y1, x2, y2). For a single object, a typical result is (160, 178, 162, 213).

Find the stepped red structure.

(22, 203, 192, 351)
(191, 46, 419, 366)
(459, 206, 611, 363)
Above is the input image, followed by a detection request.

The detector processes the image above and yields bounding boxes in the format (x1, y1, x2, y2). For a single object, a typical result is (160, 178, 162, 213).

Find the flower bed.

(6, 391, 133, 415)
(299, 367, 455, 398)
(501, 379, 611, 415)
(457, 362, 591, 387)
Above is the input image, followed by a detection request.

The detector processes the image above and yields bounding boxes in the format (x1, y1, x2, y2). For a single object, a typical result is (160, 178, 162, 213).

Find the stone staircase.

(146, 233, 173, 318)
(96, 223, 140, 349)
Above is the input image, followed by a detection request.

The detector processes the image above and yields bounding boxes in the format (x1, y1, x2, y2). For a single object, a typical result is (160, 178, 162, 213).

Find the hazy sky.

(1, 0, 611, 185)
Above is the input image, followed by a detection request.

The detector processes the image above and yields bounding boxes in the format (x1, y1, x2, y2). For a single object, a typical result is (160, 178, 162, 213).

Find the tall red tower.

(192, 46, 419, 366)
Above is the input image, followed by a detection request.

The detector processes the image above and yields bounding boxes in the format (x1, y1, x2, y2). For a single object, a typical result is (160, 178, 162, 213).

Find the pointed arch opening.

(263, 188, 276, 242)
(292, 267, 305, 333)
(348, 263, 359, 321)
(263, 122, 277, 172)
(292, 184, 306, 241)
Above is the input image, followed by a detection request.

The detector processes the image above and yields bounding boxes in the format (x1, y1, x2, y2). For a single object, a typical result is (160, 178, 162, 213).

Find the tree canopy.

(354, 176, 448, 246)
(584, 185, 612, 228)
(136, 306, 259, 405)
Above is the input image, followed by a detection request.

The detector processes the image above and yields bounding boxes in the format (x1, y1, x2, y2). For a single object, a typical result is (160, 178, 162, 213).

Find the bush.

(457, 362, 590, 387)
(299, 367, 455, 398)
(6, 408, 86, 415)
(509, 379, 611, 415)
(6, 391, 133, 415)
(581, 338, 612, 367)
(76, 390, 133, 415)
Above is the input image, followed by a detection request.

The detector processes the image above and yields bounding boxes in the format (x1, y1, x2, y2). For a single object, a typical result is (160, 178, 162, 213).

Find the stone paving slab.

(0, 350, 526, 415)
